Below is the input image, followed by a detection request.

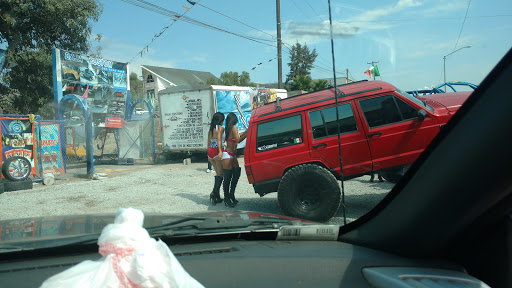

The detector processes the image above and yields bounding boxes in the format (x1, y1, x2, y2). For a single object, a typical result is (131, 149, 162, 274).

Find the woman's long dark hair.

(225, 112, 238, 140)
(209, 112, 225, 137)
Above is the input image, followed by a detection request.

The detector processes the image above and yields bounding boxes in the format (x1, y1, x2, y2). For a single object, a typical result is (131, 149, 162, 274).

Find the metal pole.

(276, 0, 283, 89)
(328, 0, 346, 225)
(443, 45, 471, 92)
(443, 56, 446, 92)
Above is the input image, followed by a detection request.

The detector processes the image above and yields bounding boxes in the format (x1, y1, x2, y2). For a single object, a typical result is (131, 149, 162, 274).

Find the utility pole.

(276, 0, 283, 89)
(443, 45, 471, 92)
(367, 61, 378, 80)
(346, 68, 349, 83)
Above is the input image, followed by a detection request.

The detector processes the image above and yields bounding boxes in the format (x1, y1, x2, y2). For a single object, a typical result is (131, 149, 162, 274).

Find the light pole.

(443, 45, 471, 91)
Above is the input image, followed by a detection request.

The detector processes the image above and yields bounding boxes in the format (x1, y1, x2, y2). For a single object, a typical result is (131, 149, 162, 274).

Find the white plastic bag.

(40, 208, 204, 288)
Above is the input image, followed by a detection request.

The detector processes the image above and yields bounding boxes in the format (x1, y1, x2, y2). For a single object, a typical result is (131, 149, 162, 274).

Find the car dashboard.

(0, 237, 489, 288)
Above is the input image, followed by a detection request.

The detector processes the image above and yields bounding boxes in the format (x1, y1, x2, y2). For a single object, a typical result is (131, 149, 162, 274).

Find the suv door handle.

(367, 132, 382, 138)
(313, 143, 327, 149)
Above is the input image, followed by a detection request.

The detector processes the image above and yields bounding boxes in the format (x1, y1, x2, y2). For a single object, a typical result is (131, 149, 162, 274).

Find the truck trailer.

(158, 85, 287, 154)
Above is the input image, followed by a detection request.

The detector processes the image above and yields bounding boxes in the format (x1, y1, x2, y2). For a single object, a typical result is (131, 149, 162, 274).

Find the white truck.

(158, 85, 287, 153)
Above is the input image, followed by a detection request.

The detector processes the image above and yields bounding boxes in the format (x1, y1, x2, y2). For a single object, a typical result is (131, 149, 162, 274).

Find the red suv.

(244, 80, 470, 221)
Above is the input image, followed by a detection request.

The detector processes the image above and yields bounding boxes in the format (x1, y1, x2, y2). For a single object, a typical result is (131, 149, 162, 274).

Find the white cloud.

(419, 0, 467, 17)
(283, 0, 424, 44)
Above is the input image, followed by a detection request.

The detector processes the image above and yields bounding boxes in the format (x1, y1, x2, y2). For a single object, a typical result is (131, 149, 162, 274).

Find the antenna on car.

(329, 0, 347, 226)
(275, 97, 282, 112)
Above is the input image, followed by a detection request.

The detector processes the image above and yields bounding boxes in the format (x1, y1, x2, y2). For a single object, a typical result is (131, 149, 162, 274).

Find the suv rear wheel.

(277, 164, 341, 222)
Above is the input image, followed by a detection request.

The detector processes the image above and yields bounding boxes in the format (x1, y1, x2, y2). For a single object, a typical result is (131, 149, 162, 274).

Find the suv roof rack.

(259, 86, 382, 118)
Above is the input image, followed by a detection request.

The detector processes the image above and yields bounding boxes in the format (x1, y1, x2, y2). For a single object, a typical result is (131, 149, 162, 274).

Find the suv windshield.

(0, 1, 510, 249)
(397, 88, 434, 113)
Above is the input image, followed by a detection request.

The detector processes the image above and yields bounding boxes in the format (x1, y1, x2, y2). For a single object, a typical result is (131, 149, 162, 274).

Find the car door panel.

(308, 102, 372, 177)
(357, 94, 440, 171)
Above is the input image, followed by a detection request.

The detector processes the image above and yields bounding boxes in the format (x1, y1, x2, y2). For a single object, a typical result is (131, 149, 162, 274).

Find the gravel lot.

(0, 158, 394, 225)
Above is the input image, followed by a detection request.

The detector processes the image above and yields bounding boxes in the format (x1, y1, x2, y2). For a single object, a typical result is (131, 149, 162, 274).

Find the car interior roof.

(339, 47, 512, 286)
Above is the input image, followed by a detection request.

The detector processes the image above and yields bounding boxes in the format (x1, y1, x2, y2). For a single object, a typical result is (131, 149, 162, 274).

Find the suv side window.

(359, 95, 418, 128)
(309, 103, 357, 139)
(396, 97, 418, 120)
(256, 114, 303, 152)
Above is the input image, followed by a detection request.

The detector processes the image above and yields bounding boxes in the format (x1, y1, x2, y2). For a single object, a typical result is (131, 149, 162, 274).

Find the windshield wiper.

(147, 217, 305, 237)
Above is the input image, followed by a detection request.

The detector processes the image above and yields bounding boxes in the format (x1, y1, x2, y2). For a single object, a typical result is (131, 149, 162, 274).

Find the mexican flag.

(373, 65, 380, 77)
(364, 65, 381, 79)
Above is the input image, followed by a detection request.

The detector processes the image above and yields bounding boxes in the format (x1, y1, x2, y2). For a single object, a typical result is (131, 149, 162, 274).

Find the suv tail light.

(245, 166, 254, 184)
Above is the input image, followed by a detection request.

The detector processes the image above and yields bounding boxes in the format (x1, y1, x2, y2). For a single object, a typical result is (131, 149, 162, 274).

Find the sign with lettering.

(34, 123, 65, 175)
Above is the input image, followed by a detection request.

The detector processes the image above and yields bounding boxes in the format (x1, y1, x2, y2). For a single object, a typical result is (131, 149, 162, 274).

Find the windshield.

(0, 0, 510, 250)
(396, 88, 434, 113)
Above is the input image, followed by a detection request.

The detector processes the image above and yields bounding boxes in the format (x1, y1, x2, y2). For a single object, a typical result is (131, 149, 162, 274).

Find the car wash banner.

(215, 89, 251, 132)
(34, 123, 65, 176)
(52, 48, 129, 128)
(0, 118, 36, 174)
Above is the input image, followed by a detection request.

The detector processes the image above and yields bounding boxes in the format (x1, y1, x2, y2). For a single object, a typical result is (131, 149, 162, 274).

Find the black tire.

(3, 179, 33, 192)
(380, 167, 404, 183)
(2, 156, 32, 181)
(277, 164, 341, 222)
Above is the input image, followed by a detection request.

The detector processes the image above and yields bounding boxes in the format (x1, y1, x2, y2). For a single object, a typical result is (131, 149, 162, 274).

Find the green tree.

(206, 77, 218, 85)
(286, 42, 318, 83)
(289, 75, 313, 92)
(129, 72, 144, 100)
(0, 0, 103, 116)
(312, 79, 329, 91)
(218, 71, 251, 86)
(239, 71, 251, 86)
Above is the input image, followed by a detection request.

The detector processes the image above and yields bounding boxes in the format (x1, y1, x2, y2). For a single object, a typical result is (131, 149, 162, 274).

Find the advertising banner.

(249, 88, 279, 109)
(34, 123, 65, 175)
(0, 118, 36, 174)
(52, 49, 129, 128)
(216, 90, 252, 131)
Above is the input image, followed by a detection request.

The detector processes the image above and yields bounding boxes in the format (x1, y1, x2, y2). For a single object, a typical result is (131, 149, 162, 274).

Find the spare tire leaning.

(277, 164, 341, 222)
(2, 156, 32, 181)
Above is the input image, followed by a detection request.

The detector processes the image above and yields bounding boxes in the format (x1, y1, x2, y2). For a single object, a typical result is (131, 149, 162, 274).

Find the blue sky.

(93, 0, 512, 90)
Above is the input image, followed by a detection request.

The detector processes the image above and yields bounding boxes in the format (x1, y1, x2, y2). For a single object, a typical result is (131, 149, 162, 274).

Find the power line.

(334, 14, 510, 23)
(289, 0, 314, 23)
(303, 0, 324, 22)
(122, 0, 277, 54)
(453, 0, 472, 51)
(194, 3, 275, 39)
(124, 0, 198, 62)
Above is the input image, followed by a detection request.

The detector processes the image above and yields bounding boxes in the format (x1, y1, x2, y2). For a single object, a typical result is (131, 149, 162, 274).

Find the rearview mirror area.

(418, 110, 427, 121)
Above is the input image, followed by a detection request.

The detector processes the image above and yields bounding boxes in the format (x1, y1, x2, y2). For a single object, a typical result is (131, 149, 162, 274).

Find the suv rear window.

(256, 115, 303, 152)
(309, 103, 357, 139)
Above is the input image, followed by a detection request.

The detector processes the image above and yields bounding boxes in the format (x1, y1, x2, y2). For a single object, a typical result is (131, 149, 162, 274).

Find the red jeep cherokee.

(244, 80, 470, 221)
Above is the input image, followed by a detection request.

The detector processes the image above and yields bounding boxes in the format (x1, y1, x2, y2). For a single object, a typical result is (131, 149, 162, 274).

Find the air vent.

(0, 247, 235, 273)
(425, 99, 445, 109)
(363, 267, 490, 288)
(174, 247, 235, 257)
(0, 262, 79, 274)
(400, 275, 489, 288)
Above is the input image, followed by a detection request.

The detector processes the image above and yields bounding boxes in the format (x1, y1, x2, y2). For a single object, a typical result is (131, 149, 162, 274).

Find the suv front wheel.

(277, 164, 341, 222)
